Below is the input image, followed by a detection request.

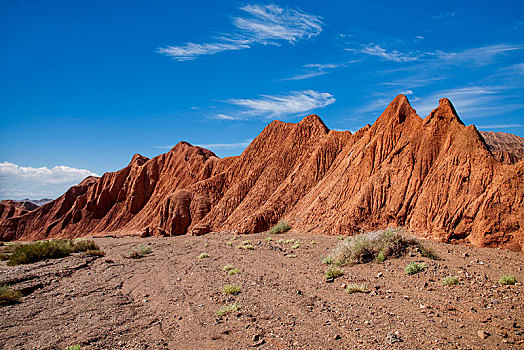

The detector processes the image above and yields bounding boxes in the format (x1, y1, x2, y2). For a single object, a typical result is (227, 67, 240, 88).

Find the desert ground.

(1, 232, 523, 350)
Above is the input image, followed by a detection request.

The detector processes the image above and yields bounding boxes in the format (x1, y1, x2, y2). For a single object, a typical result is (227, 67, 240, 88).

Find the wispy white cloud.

(349, 43, 522, 67)
(196, 139, 253, 149)
(356, 44, 421, 62)
(412, 86, 524, 119)
(158, 4, 323, 61)
(157, 42, 250, 61)
(226, 90, 335, 118)
(156, 139, 253, 151)
(281, 61, 358, 81)
(476, 123, 524, 129)
(432, 11, 458, 20)
(0, 161, 99, 200)
(209, 113, 239, 120)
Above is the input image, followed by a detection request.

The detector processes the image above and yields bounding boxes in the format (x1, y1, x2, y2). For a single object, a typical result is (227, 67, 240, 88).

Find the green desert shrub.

(215, 303, 240, 316)
(328, 228, 433, 266)
(320, 257, 333, 265)
(0, 284, 23, 304)
(222, 264, 234, 272)
(129, 244, 152, 259)
(268, 221, 291, 234)
(228, 268, 240, 275)
(222, 284, 241, 295)
(442, 276, 459, 286)
(198, 253, 210, 259)
(325, 267, 343, 279)
(345, 284, 370, 294)
(66, 346, 81, 350)
(237, 240, 254, 250)
(499, 275, 516, 285)
(265, 237, 273, 242)
(85, 249, 106, 257)
(405, 262, 427, 275)
(7, 239, 100, 265)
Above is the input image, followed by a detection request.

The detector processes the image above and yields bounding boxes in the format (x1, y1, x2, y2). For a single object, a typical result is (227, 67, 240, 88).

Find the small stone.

(252, 334, 260, 342)
(376, 272, 383, 278)
(334, 334, 341, 340)
(477, 330, 489, 339)
(386, 331, 402, 344)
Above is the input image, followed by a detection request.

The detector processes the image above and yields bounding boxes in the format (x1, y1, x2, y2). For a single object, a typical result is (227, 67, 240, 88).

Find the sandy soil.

(1, 232, 523, 349)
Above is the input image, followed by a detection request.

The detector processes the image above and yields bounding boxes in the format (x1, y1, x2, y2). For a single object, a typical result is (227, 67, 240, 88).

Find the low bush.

(228, 268, 240, 275)
(442, 276, 459, 286)
(86, 249, 106, 257)
(198, 253, 210, 259)
(215, 303, 240, 316)
(345, 284, 370, 294)
(325, 267, 343, 279)
(129, 244, 152, 259)
(7, 239, 100, 266)
(320, 257, 333, 265)
(268, 221, 291, 234)
(405, 262, 427, 275)
(66, 346, 81, 350)
(223, 284, 241, 295)
(328, 228, 435, 266)
(0, 284, 23, 305)
(222, 264, 233, 272)
(237, 241, 254, 250)
(499, 275, 516, 285)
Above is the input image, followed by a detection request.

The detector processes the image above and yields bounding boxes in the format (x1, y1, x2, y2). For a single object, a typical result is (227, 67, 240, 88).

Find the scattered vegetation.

(204, 242, 209, 248)
(228, 268, 240, 275)
(198, 253, 210, 259)
(226, 241, 234, 247)
(85, 249, 106, 257)
(286, 254, 297, 258)
(405, 262, 427, 275)
(320, 257, 333, 265)
(7, 239, 100, 266)
(128, 244, 152, 259)
(215, 303, 240, 316)
(499, 275, 516, 285)
(222, 264, 234, 272)
(265, 237, 273, 242)
(276, 239, 284, 244)
(0, 284, 23, 305)
(325, 267, 344, 279)
(292, 244, 300, 249)
(345, 284, 370, 294)
(222, 284, 241, 295)
(66, 346, 81, 350)
(310, 241, 318, 245)
(268, 221, 291, 234)
(284, 239, 295, 244)
(442, 276, 459, 286)
(237, 240, 254, 250)
(328, 228, 436, 266)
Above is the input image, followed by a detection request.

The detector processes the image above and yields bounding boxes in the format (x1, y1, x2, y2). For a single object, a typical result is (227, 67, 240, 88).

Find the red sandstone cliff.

(1, 96, 522, 250)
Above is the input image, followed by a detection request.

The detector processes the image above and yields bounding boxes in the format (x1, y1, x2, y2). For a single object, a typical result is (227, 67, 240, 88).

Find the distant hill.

(20, 198, 54, 207)
(1, 95, 522, 250)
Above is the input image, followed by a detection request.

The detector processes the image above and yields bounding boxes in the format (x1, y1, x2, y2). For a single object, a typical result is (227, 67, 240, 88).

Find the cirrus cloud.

(158, 4, 323, 61)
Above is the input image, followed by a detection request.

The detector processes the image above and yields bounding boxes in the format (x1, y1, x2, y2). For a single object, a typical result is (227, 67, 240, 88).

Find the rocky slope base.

(1, 95, 522, 249)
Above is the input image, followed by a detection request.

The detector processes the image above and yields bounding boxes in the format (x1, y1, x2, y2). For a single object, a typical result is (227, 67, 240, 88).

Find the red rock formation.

(479, 130, 523, 161)
(1, 96, 522, 250)
(0, 200, 38, 221)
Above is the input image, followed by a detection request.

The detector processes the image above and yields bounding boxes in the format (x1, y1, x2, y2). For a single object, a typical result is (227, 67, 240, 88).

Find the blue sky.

(1, 0, 523, 199)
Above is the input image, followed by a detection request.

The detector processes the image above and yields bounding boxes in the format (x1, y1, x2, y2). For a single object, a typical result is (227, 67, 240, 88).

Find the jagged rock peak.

(298, 114, 329, 132)
(426, 97, 464, 125)
(128, 153, 149, 167)
(377, 94, 417, 125)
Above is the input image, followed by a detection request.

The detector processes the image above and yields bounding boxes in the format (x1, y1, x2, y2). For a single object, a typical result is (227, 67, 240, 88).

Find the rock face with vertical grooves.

(1, 96, 522, 250)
